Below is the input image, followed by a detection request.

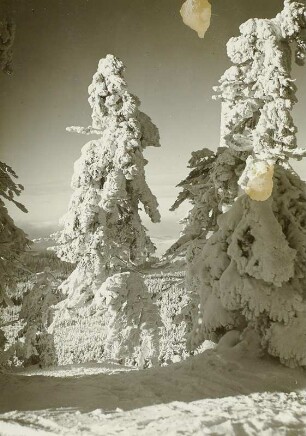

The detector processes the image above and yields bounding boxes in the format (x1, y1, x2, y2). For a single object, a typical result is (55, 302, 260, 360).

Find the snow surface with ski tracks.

(0, 335, 305, 435)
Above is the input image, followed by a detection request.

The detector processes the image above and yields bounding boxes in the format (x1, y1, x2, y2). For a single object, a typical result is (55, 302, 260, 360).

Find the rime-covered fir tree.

(175, 1, 306, 367)
(52, 55, 161, 367)
(0, 162, 30, 356)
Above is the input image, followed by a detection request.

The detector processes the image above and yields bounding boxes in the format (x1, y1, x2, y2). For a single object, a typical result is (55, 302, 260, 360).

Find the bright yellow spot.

(244, 162, 274, 202)
(180, 0, 211, 39)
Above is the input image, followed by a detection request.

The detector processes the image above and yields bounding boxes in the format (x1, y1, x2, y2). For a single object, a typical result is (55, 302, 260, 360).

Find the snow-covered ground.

(0, 334, 305, 435)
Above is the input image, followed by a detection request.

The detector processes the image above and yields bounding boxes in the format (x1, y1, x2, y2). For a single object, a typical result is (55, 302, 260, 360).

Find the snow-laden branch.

(66, 126, 104, 135)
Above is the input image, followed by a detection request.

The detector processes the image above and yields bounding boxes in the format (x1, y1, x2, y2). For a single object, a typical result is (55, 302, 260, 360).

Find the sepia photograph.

(0, 0, 306, 434)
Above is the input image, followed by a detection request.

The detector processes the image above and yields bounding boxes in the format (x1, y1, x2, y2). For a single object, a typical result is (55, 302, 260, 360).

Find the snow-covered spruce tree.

(165, 146, 246, 340)
(179, 1, 306, 367)
(0, 162, 30, 358)
(52, 55, 161, 367)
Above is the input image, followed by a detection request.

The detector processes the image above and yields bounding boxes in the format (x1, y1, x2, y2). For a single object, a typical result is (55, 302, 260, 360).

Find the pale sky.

(1, 0, 305, 251)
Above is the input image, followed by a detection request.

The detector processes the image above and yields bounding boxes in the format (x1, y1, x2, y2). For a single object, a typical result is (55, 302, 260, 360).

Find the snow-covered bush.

(51, 55, 161, 367)
(0, 248, 75, 367)
(15, 270, 62, 367)
(173, 1, 306, 367)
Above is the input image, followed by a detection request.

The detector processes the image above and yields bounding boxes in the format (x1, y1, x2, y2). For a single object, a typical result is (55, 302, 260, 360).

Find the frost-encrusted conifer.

(0, 162, 30, 355)
(177, 1, 306, 367)
(52, 55, 161, 367)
